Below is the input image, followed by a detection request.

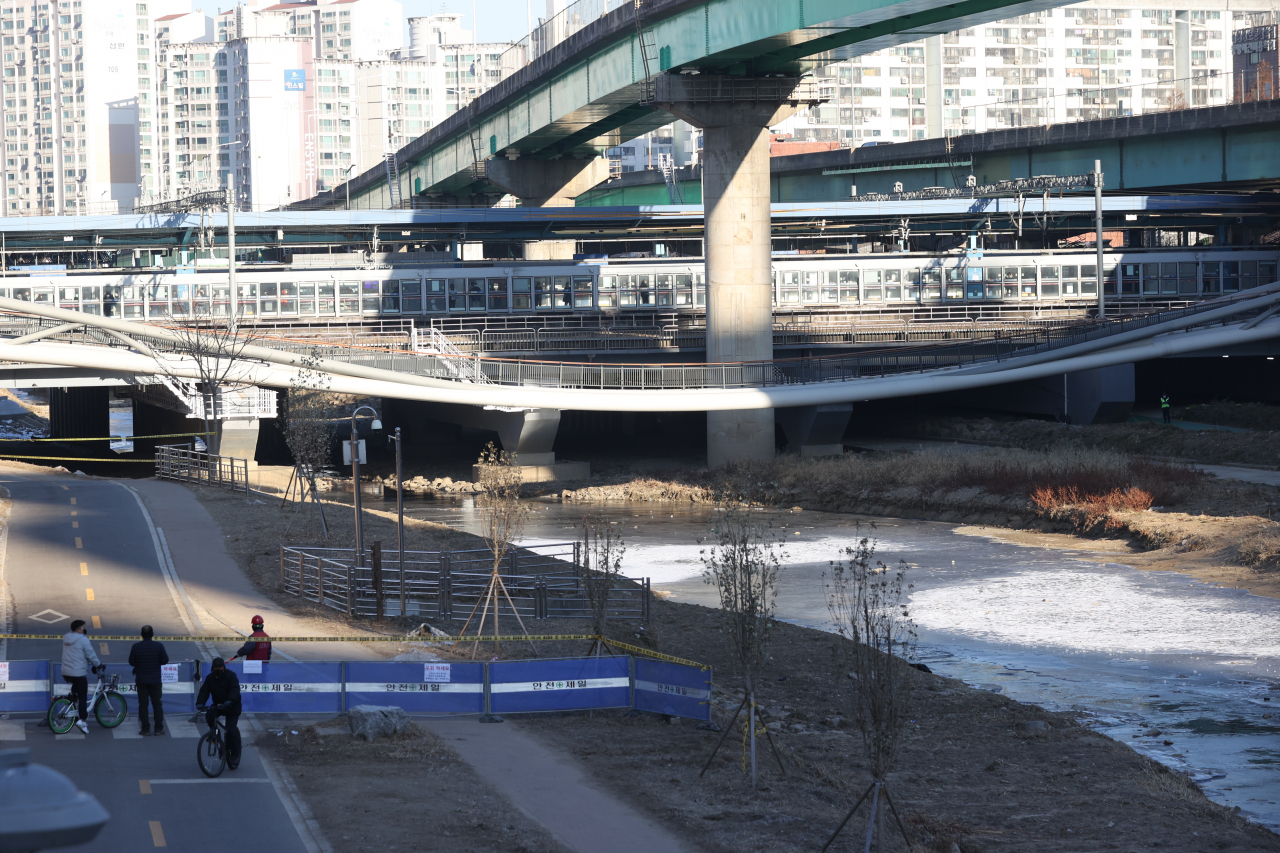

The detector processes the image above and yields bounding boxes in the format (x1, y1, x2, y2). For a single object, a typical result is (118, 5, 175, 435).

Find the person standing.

(229, 615, 272, 663)
(61, 619, 101, 735)
(197, 657, 243, 769)
(128, 625, 169, 736)
(1161, 393, 1172, 424)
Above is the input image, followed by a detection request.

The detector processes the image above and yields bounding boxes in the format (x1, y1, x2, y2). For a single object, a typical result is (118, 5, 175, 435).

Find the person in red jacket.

(229, 615, 272, 662)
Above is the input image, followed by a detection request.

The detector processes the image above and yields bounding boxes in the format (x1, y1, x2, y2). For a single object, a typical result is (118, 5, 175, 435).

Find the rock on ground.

(349, 705, 411, 741)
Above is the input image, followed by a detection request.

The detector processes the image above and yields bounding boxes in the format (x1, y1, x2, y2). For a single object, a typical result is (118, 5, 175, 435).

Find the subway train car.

(2, 247, 1275, 323)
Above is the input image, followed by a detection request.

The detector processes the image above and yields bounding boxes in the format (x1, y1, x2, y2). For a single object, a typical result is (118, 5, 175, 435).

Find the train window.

(1221, 262, 1239, 292)
(533, 277, 552, 308)
(839, 270, 859, 284)
(573, 276, 594, 306)
(1020, 280, 1037, 299)
(377, 280, 398, 313)
(923, 269, 943, 285)
(822, 273, 839, 303)
(839, 272, 858, 303)
(294, 283, 313, 316)
(1142, 263, 1159, 294)
(695, 273, 706, 307)
(334, 281, 356, 314)
(779, 270, 799, 303)
(485, 278, 506, 311)
(464, 278, 483, 311)
(884, 270, 901, 284)
(1041, 266, 1059, 281)
(885, 281, 903, 301)
(599, 275, 616, 290)
(1062, 266, 1078, 279)
(510, 278, 531, 310)
(986, 280, 1002, 299)
(1261, 261, 1278, 282)
(1118, 263, 1138, 296)
(1000, 267, 1016, 283)
(60, 286, 79, 304)
(966, 278, 984, 300)
(1158, 262, 1175, 279)
(398, 280, 421, 314)
(280, 282, 299, 315)
(986, 266, 1001, 282)
(657, 274, 673, 288)
(448, 279, 468, 311)
(863, 283, 881, 301)
(11, 287, 31, 302)
(1240, 259, 1258, 290)
(802, 271, 819, 304)
(782, 271, 801, 286)
(1041, 278, 1059, 298)
(862, 270, 880, 285)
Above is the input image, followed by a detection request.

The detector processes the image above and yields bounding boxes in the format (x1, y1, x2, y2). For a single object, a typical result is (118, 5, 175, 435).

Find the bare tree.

(697, 499, 786, 789)
(455, 443, 535, 657)
(579, 512, 626, 655)
(156, 314, 259, 454)
(281, 348, 337, 537)
(821, 532, 918, 853)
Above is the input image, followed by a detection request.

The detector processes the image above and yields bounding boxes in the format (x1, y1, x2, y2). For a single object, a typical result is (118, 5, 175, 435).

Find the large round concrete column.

(656, 77, 807, 468)
(702, 122, 775, 467)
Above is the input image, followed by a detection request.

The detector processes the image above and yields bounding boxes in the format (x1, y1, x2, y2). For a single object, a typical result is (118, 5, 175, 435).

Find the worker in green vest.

(1161, 394, 1171, 424)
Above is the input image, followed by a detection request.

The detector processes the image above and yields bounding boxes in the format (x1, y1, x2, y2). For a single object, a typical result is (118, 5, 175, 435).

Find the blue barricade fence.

(0, 660, 50, 712)
(345, 661, 485, 714)
(227, 661, 343, 714)
(52, 662, 199, 713)
(633, 658, 712, 721)
(4, 656, 712, 720)
(490, 656, 632, 715)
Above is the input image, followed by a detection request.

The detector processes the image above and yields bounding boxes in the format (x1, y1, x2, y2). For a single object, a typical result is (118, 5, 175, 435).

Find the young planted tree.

(281, 348, 337, 537)
(697, 499, 786, 789)
(157, 315, 259, 454)
(455, 443, 535, 657)
(579, 512, 626, 656)
(822, 533, 918, 853)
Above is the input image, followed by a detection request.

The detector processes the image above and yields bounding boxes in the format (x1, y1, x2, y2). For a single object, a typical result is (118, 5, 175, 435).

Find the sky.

(400, 0, 538, 46)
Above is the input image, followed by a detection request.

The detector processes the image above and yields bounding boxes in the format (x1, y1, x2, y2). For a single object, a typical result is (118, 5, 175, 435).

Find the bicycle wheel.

(94, 691, 127, 729)
(47, 697, 77, 734)
(197, 730, 226, 778)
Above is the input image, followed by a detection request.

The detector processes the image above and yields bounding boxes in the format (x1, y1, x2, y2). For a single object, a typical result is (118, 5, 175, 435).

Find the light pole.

(343, 163, 356, 210)
(349, 405, 381, 567)
(219, 140, 245, 334)
(388, 426, 404, 617)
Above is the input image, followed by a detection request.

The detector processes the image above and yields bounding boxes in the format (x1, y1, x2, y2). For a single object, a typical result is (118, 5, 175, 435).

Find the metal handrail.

(155, 444, 248, 492)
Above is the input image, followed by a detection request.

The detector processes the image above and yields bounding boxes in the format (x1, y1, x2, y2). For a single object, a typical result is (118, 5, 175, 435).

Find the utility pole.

(1094, 159, 1105, 319)
(227, 169, 237, 334)
(389, 427, 405, 618)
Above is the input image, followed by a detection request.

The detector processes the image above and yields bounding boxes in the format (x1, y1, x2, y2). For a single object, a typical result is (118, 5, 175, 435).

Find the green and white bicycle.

(47, 669, 128, 733)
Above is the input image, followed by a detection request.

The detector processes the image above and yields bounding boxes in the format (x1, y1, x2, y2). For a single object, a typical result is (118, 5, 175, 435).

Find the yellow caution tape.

(0, 455, 155, 463)
(0, 431, 215, 442)
(0, 632, 709, 668)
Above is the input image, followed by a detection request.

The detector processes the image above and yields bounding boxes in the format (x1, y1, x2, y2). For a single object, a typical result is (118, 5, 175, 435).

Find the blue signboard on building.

(284, 69, 306, 91)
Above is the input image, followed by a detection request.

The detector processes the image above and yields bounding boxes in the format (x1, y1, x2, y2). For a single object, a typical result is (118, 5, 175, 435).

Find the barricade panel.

(489, 656, 630, 714)
(633, 658, 712, 721)
(0, 660, 49, 712)
(226, 661, 342, 713)
(53, 662, 198, 713)
(345, 661, 484, 714)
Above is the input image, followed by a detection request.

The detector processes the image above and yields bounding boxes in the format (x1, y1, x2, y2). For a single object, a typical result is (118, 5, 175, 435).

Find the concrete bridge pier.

(657, 76, 806, 468)
(485, 157, 609, 260)
(775, 404, 852, 457)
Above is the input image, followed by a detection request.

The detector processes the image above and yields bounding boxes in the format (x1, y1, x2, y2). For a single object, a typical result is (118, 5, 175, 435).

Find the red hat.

(251, 615, 264, 627)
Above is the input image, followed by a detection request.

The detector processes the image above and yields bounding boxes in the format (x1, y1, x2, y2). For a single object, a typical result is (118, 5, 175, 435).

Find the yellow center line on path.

(60, 485, 68, 491)
(91, 616, 101, 629)
(149, 821, 166, 847)
(70, 510, 76, 516)
(72, 521, 78, 528)
(99, 643, 108, 655)
(139, 780, 152, 794)
(80, 562, 88, 576)
(85, 589, 94, 601)
(74, 537, 82, 549)
(69, 497, 75, 504)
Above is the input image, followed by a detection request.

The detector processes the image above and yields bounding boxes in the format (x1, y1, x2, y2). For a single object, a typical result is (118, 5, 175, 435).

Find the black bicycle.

(196, 704, 232, 778)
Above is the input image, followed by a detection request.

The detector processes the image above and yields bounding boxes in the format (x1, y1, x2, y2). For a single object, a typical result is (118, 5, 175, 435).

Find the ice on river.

(911, 568, 1280, 658)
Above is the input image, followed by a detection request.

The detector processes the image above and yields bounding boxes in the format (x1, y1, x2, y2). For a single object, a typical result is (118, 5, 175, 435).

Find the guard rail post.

(279, 546, 284, 591)
(440, 554, 452, 620)
(643, 577, 651, 624)
(372, 541, 384, 621)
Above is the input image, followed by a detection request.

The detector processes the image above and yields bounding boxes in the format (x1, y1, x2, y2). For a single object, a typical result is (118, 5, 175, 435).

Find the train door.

(317, 282, 337, 316)
(295, 282, 315, 317)
(862, 269, 882, 303)
(1177, 262, 1198, 295)
(399, 279, 422, 314)
(596, 275, 616, 308)
(237, 283, 258, 319)
(883, 269, 902, 302)
(613, 274, 634, 308)
(838, 270, 858, 304)
(486, 277, 508, 311)
(510, 277, 533, 311)
(942, 268, 963, 301)
(1040, 266, 1059, 298)
(381, 280, 402, 314)
(802, 271, 820, 305)
(778, 271, 800, 305)
(1019, 266, 1038, 300)
(279, 282, 300, 318)
(449, 278, 468, 311)
(655, 274, 674, 307)
(1142, 263, 1160, 295)
(820, 271, 839, 304)
(906, 269, 922, 302)
(574, 275, 595, 308)
(635, 272, 653, 308)
(674, 273, 694, 307)
(80, 285, 101, 315)
(985, 266, 1002, 300)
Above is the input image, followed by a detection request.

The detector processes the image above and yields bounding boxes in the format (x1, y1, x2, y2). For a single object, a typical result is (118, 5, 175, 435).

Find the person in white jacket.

(61, 619, 102, 734)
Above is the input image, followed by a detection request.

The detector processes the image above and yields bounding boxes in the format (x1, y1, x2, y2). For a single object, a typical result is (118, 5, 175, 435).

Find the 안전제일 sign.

(284, 69, 306, 91)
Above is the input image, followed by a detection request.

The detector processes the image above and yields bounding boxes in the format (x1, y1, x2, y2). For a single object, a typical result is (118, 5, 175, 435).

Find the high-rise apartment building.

(2, 0, 516, 216)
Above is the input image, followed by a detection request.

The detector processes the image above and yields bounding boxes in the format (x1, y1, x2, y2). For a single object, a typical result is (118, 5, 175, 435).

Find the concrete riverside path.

(1, 468, 697, 853)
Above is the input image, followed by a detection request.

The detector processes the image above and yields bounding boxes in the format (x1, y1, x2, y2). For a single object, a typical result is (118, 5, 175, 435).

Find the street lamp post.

(219, 140, 245, 334)
(349, 405, 381, 568)
(389, 427, 404, 617)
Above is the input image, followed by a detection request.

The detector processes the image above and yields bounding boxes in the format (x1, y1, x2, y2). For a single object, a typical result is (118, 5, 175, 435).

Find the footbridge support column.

(656, 76, 813, 468)
(775, 404, 852, 457)
(485, 157, 609, 260)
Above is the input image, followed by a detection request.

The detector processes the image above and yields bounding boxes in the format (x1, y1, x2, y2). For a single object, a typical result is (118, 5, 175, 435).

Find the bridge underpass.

(0, 284, 1275, 471)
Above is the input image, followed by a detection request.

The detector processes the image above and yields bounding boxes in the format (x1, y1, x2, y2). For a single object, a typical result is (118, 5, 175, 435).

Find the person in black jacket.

(196, 657, 243, 768)
(128, 625, 169, 736)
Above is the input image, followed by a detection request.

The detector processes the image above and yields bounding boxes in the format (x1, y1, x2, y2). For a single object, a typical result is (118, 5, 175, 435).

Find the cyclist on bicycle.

(61, 619, 103, 735)
(196, 657, 243, 769)
(228, 615, 272, 663)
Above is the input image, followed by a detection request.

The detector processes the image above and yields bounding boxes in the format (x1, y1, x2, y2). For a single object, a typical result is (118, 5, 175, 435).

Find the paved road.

(0, 467, 315, 853)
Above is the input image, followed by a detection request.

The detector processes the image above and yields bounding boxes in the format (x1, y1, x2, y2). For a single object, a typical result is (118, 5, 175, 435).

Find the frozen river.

(393, 495, 1280, 829)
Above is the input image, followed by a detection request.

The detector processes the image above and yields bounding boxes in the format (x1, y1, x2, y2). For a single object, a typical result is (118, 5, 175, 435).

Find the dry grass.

(1239, 530, 1280, 573)
(1175, 400, 1280, 432)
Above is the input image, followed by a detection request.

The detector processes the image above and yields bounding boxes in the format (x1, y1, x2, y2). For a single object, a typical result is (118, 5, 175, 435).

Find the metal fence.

(155, 444, 249, 492)
(280, 542, 651, 623)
